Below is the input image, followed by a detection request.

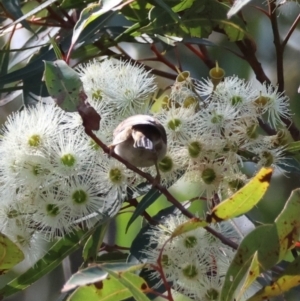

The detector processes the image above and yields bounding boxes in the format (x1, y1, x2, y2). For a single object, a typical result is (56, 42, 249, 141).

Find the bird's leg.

(152, 160, 161, 187)
(107, 144, 115, 158)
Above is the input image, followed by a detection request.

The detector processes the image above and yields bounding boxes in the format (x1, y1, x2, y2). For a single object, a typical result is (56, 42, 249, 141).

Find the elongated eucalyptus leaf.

(274, 188, 300, 260)
(70, 0, 122, 51)
(0, 0, 59, 34)
(101, 266, 151, 301)
(171, 218, 208, 238)
(126, 188, 161, 232)
(207, 168, 272, 223)
(63, 263, 144, 292)
(1, 45, 55, 86)
(60, 0, 96, 9)
(0, 229, 88, 297)
(246, 256, 300, 301)
(0, 0, 33, 33)
(0, 41, 11, 88)
(236, 251, 261, 300)
(151, 0, 180, 22)
(220, 224, 273, 301)
(82, 222, 108, 264)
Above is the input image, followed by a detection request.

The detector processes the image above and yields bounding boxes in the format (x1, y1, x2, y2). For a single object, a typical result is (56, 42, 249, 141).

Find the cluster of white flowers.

(142, 214, 259, 300)
(0, 58, 291, 264)
(152, 71, 290, 205)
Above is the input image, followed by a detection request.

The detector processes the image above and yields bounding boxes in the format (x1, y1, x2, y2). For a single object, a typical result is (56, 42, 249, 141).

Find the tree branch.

(269, 0, 284, 92)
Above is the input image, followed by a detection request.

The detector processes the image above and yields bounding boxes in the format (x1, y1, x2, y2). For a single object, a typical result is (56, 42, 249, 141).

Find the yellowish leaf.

(207, 168, 272, 223)
(0, 233, 24, 274)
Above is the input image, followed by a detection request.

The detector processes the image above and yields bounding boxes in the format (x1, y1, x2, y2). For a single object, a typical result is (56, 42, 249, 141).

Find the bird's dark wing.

(132, 129, 154, 150)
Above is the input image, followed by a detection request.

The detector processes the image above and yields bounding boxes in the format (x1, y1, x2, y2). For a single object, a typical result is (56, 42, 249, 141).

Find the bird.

(110, 115, 167, 183)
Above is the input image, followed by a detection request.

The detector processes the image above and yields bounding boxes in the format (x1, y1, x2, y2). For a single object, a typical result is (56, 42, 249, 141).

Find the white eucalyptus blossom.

(61, 173, 106, 227)
(155, 104, 201, 146)
(142, 214, 247, 300)
(47, 130, 94, 178)
(255, 82, 291, 129)
(77, 59, 156, 117)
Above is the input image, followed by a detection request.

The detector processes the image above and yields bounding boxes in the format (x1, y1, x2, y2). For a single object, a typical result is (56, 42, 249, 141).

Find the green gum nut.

(162, 95, 172, 110)
(176, 71, 190, 83)
(202, 168, 216, 184)
(158, 156, 173, 172)
(209, 62, 225, 88)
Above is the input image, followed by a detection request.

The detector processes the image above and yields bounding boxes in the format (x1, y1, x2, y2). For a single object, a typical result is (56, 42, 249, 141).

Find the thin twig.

(235, 39, 271, 85)
(282, 13, 300, 48)
(185, 43, 211, 68)
(268, 0, 284, 91)
(150, 44, 179, 73)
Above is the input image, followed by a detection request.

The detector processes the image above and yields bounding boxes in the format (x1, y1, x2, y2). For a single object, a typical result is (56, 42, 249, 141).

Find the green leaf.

(0, 41, 11, 89)
(171, 0, 196, 12)
(274, 188, 300, 260)
(97, 252, 129, 263)
(202, 0, 247, 41)
(63, 263, 144, 292)
(220, 224, 273, 301)
(139, 0, 247, 41)
(49, 35, 64, 60)
(257, 224, 280, 270)
(207, 168, 272, 223)
(0, 0, 57, 33)
(221, 189, 300, 301)
(237, 251, 261, 299)
(0, 0, 33, 33)
(0, 229, 88, 297)
(246, 256, 300, 301)
(151, 0, 180, 22)
(22, 46, 51, 106)
(286, 141, 300, 153)
(101, 266, 151, 301)
(67, 278, 132, 301)
(213, 18, 246, 41)
(71, 1, 122, 50)
(171, 218, 208, 238)
(60, 0, 96, 9)
(126, 188, 161, 232)
(0, 233, 24, 274)
(142, 6, 212, 39)
(1, 45, 55, 86)
(67, 264, 150, 301)
(82, 222, 108, 264)
(43, 60, 84, 112)
(121, 2, 152, 22)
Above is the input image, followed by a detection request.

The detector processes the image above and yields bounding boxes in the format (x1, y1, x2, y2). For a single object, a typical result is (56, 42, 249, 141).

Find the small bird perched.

(110, 115, 167, 181)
